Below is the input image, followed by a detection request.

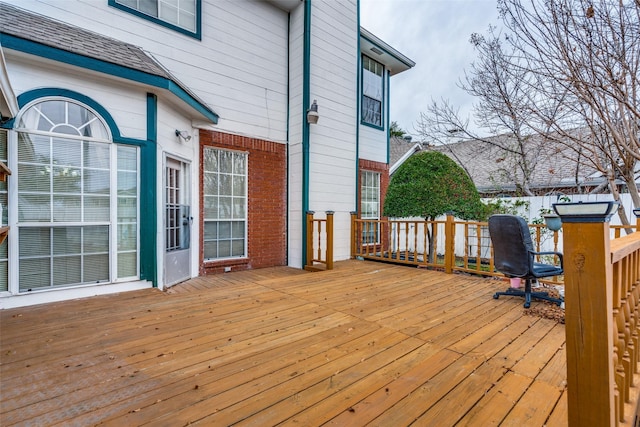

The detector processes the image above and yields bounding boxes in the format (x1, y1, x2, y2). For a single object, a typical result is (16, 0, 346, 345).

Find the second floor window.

(362, 56, 384, 128)
(112, 0, 199, 36)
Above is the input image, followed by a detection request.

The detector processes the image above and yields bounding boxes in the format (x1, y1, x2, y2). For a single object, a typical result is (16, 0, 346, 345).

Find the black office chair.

(488, 214, 564, 308)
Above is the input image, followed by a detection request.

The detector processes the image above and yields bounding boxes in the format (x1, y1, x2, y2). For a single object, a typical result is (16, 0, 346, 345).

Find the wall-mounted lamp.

(307, 99, 319, 124)
(175, 129, 191, 142)
(553, 200, 619, 223)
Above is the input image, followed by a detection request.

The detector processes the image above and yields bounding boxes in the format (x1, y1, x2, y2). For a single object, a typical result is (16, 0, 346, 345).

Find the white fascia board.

(390, 142, 421, 174)
(0, 43, 19, 119)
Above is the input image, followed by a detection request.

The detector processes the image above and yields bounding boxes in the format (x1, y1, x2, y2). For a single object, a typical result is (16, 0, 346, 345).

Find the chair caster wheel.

(524, 302, 530, 308)
(493, 294, 499, 299)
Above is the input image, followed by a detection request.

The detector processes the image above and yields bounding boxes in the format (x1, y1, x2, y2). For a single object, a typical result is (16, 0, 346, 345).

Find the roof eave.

(0, 33, 218, 124)
(360, 27, 415, 75)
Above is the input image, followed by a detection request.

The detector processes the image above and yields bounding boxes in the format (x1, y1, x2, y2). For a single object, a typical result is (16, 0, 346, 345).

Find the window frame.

(9, 98, 141, 293)
(202, 147, 248, 261)
(361, 55, 385, 130)
(360, 170, 381, 245)
(109, 0, 202, 40)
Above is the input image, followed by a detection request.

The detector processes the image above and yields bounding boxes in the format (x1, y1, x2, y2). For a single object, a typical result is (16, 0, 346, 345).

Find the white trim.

(0, 44, 19, 118)
(390, 142, 422, 175)
(0, 280, 153, 309)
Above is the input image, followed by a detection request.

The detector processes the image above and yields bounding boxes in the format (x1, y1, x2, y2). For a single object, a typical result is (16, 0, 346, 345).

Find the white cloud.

(360, 0, 499, 137)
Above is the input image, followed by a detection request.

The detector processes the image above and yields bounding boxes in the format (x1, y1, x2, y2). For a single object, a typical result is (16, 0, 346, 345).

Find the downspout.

(302, 0, 311, 266)
(355, 0, 361, 214)
(285, 12, 291, 264)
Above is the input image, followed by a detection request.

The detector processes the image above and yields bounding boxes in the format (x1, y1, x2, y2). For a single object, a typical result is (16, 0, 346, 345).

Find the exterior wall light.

(553, 200, 619, 223)
(307, 99, 319, 124)
(175, 129, 191, 142)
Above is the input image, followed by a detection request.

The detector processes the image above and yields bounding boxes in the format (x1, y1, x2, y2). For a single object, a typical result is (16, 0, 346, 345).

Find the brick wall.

(199, 131, 287, 275)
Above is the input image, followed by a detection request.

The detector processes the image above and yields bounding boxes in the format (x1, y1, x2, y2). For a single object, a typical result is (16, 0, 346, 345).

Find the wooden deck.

(0, 260, 567, 426)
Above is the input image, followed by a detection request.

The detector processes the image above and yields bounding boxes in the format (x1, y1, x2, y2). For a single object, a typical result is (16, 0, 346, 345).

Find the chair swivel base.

(493, 287, 563, 309)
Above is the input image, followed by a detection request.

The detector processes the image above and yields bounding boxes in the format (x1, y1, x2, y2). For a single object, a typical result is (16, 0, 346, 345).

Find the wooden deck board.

(0, 260, 568, 426)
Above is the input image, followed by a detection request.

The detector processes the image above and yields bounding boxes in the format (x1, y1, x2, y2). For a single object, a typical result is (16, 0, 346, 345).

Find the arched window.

(11, 98, 139, 292)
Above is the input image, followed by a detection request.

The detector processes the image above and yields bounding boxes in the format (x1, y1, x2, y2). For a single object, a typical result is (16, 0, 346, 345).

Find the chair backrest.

(488, 214, 533, 277)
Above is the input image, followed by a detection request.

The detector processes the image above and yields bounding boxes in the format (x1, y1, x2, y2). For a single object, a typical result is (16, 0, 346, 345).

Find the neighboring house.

(0, 0, 414, 308)
(391, 132, 615, 197)
(430, 135, 613, 197)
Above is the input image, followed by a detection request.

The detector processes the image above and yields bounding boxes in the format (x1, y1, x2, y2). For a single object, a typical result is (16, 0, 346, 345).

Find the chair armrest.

(528, 250, 563, 268)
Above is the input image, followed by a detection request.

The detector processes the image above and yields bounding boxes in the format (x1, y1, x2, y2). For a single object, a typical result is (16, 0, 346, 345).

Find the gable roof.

(0, 2, 218, 123)
(389, 135, 422, 174)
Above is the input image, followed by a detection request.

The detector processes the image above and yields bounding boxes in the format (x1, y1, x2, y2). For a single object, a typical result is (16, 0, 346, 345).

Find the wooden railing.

(350, 214, 563, 283)
(562, 218, 640, 426)
(305, 211, 334, 271)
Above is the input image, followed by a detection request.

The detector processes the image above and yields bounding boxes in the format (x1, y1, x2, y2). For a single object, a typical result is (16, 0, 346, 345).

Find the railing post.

(444, 213, 455, 274)
(350, 211, 357, 258)
(559, 213, 615, 426)
(305, 211, 315, 269)
(325, 211, 334, 270)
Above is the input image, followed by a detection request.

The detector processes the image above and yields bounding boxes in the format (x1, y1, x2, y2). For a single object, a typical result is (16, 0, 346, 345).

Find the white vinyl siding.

(203, 148, 247, 260)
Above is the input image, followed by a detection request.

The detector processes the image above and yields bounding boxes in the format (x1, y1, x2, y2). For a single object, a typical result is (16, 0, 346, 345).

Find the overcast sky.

(360, 0, 500, 138)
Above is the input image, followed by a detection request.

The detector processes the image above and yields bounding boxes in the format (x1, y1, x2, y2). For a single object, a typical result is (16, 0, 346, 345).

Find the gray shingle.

(0, 2, 171, 79)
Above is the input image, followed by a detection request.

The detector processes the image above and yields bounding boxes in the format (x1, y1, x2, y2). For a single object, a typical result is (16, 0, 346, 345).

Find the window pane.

(19, 258, 51, 290)
(118, 252, 137, 278)
(117, 145, 137, 171)
(204, 241, 217, 259)
(19, 194, 51, 222)
(117, 198, 137, 223)
(84, 254, 109, 282)
(218, 196, 232, 219)
(204, 173, 217, 194)
(53, 227, 81, 255)
(85, 196, 110, 221)
(204, 221, 217, 239)
(118, 224, 137, 251)
(219, 174, 232, 196)
(52, 138, 82, 167)
(53, 256, 81, 286)
(85, 142, 110, 169)
(18, 164, 50, 192)
(231, 240, 244, 257)
(218, 240, 231, 258)
(53, 167, 82, 193)
(233, 176, 245, 196)
(52, 195, 81, 222)
(204, 196, 218, 220)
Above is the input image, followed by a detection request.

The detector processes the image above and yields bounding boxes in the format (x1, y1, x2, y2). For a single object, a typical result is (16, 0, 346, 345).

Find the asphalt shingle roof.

(430, 133, 603, 193)
(0, 2, 171, 79)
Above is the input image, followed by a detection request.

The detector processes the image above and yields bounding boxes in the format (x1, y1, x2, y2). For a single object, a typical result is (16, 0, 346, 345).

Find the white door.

(164, 157, 191, 286)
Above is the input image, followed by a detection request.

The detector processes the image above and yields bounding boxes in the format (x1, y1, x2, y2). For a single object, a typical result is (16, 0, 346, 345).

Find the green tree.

(389, 121, 405, 137)
(384, 151, 484, 262)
